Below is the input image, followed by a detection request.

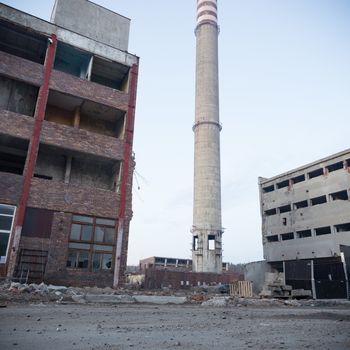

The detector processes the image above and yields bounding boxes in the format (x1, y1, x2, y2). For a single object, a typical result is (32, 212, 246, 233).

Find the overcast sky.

(3, 0, 350, 265)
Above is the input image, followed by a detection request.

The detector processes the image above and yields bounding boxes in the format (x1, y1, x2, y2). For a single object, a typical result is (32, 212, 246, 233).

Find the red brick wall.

(28, 178, 121, 219)
(144, 269, 243, 289)
(0, 172, 23, 205)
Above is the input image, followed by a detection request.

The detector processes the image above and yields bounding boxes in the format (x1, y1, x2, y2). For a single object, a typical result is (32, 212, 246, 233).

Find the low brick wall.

(144, 269, 243, 289)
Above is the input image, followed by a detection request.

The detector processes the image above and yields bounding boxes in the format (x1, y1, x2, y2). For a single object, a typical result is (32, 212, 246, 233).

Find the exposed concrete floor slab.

(0, 304, 349, 349)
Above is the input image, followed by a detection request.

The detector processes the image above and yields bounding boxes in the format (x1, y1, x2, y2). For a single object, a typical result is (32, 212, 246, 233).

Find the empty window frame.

(334, 223, 350, 232)
(326, 161, 343, 173)
(334, 223, 350, 233)
(279, 205, 291, 213)
(264, 208, 277, 216)
(276, 180, 289, 189)
(67, 215, 116, 271)
(330, 190, 348, 201)
(308, 168, 323, 179)
(296, 229, 312, 238)
(315, 226, 332, 236)
(281, 232, 294, 241)
(291, 174, 305, 185)
(294, 200, 308, 209)
(193, 236, 198, 251)
(310, 195, 327, 206)
(262, 185, 274, 193)
(208, 235, 215, 250)
(0, 204, 16, 263)
(266, 235, 279, 242)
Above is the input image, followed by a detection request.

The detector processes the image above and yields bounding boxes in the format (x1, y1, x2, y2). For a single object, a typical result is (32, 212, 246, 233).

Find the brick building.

(0, 0, 139, 287)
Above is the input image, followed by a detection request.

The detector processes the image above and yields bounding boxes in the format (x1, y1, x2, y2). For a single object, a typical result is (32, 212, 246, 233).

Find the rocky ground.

(0, 282, 349, 349)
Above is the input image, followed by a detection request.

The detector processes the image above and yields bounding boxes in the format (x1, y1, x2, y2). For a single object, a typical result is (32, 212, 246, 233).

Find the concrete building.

(259, 149, 350, 298)
(192, 0, 223, 273)
(139, 256, 230, 273)
(0, 0, 139, 287)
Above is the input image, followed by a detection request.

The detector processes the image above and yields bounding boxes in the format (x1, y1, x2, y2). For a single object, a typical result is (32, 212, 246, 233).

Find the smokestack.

(192, 0, 222, 273)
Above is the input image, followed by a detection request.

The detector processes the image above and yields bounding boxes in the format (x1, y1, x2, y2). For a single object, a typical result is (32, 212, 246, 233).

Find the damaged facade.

(259, 149, 350, 299)
(0, 0, 139, 287)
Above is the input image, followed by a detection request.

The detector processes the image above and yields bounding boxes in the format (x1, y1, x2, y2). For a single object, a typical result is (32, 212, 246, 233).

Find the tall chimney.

(192, 0, 222, 273)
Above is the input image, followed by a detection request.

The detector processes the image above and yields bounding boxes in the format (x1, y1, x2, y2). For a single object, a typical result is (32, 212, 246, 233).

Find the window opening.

(0, 204, 16, 263)
(308, 168, 323, 179)
(208, 235, 215, 250)
(264, 208, 277, 216)
(266, 235, 279, 242)
(292, 174, 305, 184)
(315, 226, 331, 236)
(294, 200, 308, 209)
(263, 185, 274, 193)
(311, 195, 327, 206)
(335, 223, 350, 233)
(193, 236, 198, 251)
(326, 161, 343, 173)
(276, 180, 289, 189)
(281, 232, 294, 241)
(297, 230, 312, 238)
(279, 205, 291, 213)
(330, 190, 348, 201)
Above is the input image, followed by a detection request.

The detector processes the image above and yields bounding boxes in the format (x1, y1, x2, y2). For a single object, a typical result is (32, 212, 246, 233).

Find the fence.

(230, 281, 253, 298)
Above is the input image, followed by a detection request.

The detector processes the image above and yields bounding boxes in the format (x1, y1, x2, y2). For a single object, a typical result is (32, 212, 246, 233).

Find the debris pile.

(259, 272, 311, 299)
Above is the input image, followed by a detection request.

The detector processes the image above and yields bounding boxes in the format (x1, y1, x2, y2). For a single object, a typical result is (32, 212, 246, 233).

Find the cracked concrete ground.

(0, 303, 349, 349)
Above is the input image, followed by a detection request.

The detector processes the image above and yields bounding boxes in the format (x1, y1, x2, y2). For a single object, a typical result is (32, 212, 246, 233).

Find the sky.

(3, 0, 350, 265)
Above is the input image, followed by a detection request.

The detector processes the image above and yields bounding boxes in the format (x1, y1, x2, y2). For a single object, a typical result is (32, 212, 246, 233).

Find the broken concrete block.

(291, 289, 312, 298)
(201, 297, 229, 307)
(72, 295, 86, 304)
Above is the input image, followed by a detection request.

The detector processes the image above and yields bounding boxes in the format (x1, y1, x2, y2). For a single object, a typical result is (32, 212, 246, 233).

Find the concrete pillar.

(192, 0, 222, 273)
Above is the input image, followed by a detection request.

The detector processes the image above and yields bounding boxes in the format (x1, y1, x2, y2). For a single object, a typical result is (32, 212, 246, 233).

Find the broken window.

(264, 208, 277, 216)
(279, 205, 291, 213)
(310, 195, 327, 206)
(262, 184, 274, 193)
(208, 235, 215, 250)
(276, 180, 289, 189)
(67, 215, 116, 271)
(326, 161, 343, 173)
(308, 168, 323, 179)
(22, 208, 53, 238)
(266, 235, 279, 242)
(297, 230, 312, 238)
(0, 204, 16, 264)
(193, 236, 198, 251)
(334, 223, 350, 233)
(315, 226, 331, 236)
(294, 200, 308, 209)
(281, 232, 294, 241)
(329, 190, 348, 201)
(291, 174, 305, 185)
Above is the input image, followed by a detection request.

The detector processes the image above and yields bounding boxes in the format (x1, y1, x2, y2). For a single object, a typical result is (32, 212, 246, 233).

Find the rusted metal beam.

(6, 34, 57, 279)
(113, 63, 139, 288)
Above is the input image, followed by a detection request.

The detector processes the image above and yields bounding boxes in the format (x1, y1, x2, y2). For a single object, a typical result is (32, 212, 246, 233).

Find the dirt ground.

(0, 303, 349, 350)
